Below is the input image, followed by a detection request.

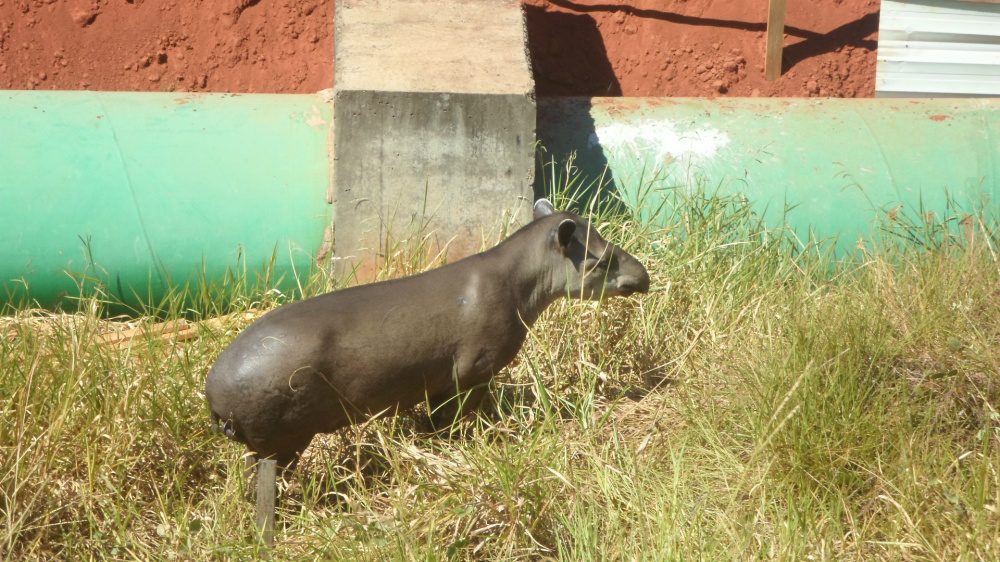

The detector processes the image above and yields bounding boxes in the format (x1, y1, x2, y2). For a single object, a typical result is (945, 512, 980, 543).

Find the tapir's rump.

(205, 199, 650, 468)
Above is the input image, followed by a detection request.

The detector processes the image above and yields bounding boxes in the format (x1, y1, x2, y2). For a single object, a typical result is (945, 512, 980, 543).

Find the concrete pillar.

(333, 0, 536, 279)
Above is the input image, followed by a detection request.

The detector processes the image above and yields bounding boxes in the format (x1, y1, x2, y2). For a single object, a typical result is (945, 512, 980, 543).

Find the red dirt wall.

(0, 0, 334, 93)
(0, 0, 878, 97)
(524, 0, 879, 98)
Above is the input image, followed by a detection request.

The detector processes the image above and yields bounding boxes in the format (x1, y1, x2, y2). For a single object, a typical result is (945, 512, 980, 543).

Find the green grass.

(2, 174, 999, 560)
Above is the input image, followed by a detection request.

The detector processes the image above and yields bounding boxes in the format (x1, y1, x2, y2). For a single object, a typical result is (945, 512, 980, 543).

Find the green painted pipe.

(6, 93, 999, 311)
(538, 98, 1000, 251)
(0, 91, 332, 311)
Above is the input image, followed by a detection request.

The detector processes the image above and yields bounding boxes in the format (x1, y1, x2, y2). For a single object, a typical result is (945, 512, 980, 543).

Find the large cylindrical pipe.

(1, 91, 332, 310)
(538, 97, 1000, 251)
(6, 94, 999, 311)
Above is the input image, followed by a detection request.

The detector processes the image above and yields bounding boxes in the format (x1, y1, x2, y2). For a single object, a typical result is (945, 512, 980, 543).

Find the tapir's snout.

(614, 250, 651, 297)
(625, 273, 651, 296)
(616, 269, 650, 297)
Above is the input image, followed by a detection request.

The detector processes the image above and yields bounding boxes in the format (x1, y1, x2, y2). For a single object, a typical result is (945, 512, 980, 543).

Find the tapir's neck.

(479, 219, 563, 329)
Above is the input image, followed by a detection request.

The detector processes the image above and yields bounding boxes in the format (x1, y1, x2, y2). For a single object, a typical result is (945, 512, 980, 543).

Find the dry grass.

(2, 179, 999, 561)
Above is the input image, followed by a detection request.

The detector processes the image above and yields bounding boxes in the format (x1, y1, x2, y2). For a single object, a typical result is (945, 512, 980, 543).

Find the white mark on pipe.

(305, 105, 328, 129)
(588, 120, 730, 169)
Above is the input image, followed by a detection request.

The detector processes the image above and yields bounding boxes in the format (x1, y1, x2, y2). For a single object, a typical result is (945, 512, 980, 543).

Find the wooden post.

(765, 0, 787, 81)
(255, 459, 277, 546)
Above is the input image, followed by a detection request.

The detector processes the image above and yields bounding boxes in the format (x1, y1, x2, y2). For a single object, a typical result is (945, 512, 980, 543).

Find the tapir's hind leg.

(241, 438, 310, 501)
(244, 452, 258, 478)
(248, 434, 313, 471)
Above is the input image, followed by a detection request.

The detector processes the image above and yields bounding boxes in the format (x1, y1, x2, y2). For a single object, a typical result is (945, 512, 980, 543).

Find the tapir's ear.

(556, 218, 576, 249)
(534, 198, 555, 219)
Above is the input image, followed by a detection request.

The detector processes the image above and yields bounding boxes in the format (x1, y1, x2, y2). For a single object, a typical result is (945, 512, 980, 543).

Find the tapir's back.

(213, 252, 505, 368)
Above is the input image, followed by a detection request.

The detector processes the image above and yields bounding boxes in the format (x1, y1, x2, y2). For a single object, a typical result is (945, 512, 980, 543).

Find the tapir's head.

(533, 198, 650, 300)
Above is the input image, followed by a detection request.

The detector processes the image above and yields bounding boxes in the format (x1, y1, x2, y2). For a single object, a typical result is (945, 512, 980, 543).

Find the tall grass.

(2, 167, 999, 560)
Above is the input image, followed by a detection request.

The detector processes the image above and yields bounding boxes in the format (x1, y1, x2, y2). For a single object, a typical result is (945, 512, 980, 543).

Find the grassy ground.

(2, 180, 999, 561)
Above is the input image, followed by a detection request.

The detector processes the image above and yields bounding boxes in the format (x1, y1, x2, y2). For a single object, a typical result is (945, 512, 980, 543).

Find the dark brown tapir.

(205, 199, 650, 469)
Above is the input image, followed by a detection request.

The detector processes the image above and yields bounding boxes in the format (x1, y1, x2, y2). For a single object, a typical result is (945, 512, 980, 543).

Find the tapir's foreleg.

(427, 353, 500, 430)
(428, 384, 490, 431)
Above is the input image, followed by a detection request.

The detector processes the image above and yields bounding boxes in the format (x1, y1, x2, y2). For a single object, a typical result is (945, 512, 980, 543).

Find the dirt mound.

(0, 0, 877, 97)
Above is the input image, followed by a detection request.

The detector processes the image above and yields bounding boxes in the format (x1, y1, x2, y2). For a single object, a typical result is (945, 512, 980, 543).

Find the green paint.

(539, 98, 1000, 251)
(6, 93, 999, 311)
(1, 91, 332, 310)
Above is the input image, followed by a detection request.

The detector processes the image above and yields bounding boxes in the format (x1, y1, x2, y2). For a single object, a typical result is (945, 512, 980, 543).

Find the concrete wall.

(333, 0, 536, 279)
(333, 91, 535, 275)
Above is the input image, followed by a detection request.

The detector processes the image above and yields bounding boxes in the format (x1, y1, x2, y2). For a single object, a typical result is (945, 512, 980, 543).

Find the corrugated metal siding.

(876, 0, 1000, 97)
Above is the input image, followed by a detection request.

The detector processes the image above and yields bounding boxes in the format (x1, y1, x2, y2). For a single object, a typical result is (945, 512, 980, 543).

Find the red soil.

(0, 0, 334, 93)
(0, 0, 878, 98)
(524, 0, 880, 98)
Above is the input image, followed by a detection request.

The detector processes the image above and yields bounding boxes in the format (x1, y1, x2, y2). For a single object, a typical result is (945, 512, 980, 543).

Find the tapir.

(205, 199, 650, 469)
